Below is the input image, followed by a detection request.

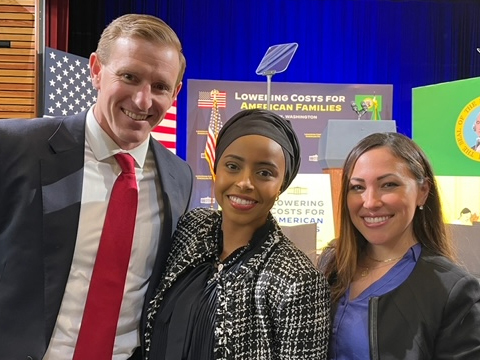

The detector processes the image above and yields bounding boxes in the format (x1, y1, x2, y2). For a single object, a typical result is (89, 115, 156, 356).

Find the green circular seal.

(455, 96, 480, 162)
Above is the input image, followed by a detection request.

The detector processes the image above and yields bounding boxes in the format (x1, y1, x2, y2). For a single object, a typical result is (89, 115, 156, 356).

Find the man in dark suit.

(0, 14, 193, 360)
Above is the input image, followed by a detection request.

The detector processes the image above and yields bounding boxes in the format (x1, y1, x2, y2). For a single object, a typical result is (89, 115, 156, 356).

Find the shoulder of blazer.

(262, 233, 323, 286)
(171, 208, 220, 252)
(149, 137, 193, 180)
(378, 247, 478, 306)
(0, 113, 86, 159)
(416, 247, 475, 283)
(149, 137, 193, 205)
(240, 219, 324, 294)
(48, 113, 87, 152)
(0, 113, 85, 141)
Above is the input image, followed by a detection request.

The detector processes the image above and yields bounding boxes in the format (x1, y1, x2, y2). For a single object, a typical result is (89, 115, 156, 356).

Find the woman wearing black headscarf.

(144, 109, 330, 359)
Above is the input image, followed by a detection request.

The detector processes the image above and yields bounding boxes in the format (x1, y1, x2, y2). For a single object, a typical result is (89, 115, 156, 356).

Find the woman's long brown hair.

(320, 132, 454, 304)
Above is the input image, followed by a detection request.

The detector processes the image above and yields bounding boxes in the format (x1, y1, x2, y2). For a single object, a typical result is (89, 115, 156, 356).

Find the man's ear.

(173, 81, 182, 100)
(89, 52, 102, 90)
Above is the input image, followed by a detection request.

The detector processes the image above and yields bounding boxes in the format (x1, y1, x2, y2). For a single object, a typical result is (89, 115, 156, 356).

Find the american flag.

(43, 47, 178, 153)
(150, 100, 177, 153)
(198, 90, 226, 108)
(204, 94, 223, 179)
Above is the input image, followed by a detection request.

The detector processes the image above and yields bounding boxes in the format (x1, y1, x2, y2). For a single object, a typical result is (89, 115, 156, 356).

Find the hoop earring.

(275, 192, 280, 202)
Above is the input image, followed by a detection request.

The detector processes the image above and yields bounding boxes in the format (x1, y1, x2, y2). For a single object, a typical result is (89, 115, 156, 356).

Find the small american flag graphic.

(43, 47, 177, 153)
(197, 90, 226, 108)
(204, 92, 223, 179)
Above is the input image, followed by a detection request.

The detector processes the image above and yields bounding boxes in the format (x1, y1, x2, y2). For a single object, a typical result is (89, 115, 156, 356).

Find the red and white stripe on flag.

(197, 91, 227, 108)
(151, 100, 177, 153)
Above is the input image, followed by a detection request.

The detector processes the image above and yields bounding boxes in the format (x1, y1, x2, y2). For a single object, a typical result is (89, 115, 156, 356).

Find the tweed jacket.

(145, 207, 330, 360)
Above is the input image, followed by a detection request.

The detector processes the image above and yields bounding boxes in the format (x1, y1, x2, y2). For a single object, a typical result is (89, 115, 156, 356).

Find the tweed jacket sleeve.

(259, 239, 331, 359)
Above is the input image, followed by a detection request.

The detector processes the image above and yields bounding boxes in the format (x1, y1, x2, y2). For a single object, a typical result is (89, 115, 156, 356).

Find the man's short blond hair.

(96, 14, 186, 86)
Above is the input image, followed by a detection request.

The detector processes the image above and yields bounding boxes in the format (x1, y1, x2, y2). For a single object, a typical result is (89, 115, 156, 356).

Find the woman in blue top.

(319, 132, 480, 360)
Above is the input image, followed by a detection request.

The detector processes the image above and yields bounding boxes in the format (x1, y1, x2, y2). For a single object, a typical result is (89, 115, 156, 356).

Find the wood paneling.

(0, 5, 34, 13)
(0, 19, 34, 27)
(8, 41, 35, 49)
(0, 48, 35, 56)
(0, 112, 32, 118)
(0, 90, 34, 98)
(0, 12, 35, 21)
(0, 0, 35, 6)
(0, 104, 34, 112)
(0, 75, 34, 84)
(0, 62, 35, 70)
(0, 97, 35, 105)
(0, 26, 34, 34)
(0, 69, 35, 77)
(0, 33, 35, 41)
(0, 0, 37, 119)
(0, 54, 35, 62)
(0, 83, 35, 91)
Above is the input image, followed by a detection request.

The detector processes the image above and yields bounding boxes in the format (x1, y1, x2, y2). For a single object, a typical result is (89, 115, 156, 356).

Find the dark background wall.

(65, 0, 480, 160)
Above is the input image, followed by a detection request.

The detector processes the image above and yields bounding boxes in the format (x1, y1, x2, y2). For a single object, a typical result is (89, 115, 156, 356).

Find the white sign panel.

(271, 174, 335, 250)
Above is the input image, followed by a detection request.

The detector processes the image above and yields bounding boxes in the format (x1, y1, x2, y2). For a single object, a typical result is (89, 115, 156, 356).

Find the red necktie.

(73, 153, 138, 359)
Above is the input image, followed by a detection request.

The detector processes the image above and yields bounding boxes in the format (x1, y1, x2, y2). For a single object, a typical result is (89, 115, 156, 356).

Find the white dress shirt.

(44, 107, 163, 359)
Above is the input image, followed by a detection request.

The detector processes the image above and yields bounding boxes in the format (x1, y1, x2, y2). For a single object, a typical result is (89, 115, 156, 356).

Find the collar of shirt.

(410, 242, 421, 261)
(85, 106, 149, 168)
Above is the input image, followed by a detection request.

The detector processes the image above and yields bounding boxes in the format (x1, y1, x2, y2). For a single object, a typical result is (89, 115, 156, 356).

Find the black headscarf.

(213, 109, 301, 192)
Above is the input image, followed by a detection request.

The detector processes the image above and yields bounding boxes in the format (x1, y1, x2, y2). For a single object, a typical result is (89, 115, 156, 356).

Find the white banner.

(271, 174, 335, 250)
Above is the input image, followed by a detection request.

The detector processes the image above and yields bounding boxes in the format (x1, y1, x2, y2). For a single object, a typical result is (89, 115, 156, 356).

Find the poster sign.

(187, 79, 393, 248)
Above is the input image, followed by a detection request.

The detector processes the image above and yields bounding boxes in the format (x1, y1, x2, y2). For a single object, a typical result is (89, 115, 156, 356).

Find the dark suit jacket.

(0, 112, 193, 360)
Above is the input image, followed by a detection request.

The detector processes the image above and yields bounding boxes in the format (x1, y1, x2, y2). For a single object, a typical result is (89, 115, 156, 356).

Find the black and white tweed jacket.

(145, 207, 330, 360)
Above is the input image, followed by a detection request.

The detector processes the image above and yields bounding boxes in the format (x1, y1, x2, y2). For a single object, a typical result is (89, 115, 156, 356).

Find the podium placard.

(318, 119, 397, 169)
(280, 223, 317, 264)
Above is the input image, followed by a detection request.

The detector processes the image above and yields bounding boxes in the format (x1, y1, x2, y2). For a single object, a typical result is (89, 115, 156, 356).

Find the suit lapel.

(143, 141, 177, 310)
(41, 114, 86, 341)
(139, 140, 192, 346)
(148, 140, 189, 278)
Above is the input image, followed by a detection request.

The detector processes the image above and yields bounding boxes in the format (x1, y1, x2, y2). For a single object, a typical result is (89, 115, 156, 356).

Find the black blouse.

(148, 221, 270, 360)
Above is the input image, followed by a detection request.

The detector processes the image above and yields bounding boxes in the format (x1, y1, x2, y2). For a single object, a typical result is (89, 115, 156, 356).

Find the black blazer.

(0, 112, 193, 360)
(370, 248, 480, 359)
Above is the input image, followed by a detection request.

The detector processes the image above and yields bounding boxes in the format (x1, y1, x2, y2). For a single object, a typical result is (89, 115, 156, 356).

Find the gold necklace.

(359, 254, 404, 277)
(366, 253, 404, 263)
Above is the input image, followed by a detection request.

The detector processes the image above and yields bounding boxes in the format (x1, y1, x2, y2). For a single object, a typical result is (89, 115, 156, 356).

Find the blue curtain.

(102, 0, 480, 160)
